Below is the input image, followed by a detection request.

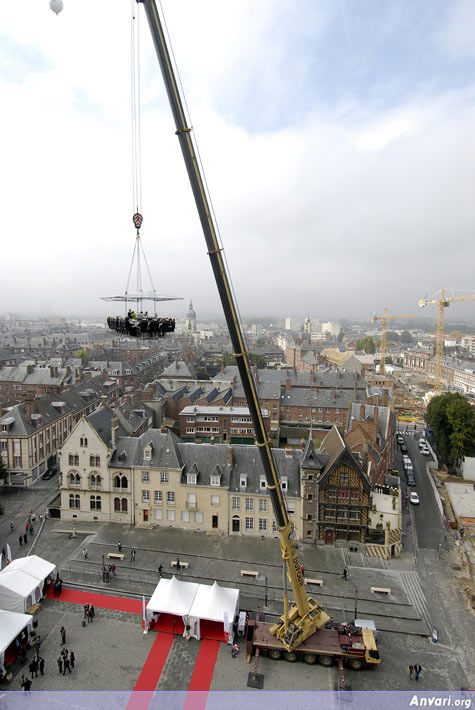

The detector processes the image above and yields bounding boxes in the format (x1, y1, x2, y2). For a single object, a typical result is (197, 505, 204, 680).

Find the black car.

(401, 444, 408, 453)
(42, 467, 57, 480)
(407, 476, 416, 487)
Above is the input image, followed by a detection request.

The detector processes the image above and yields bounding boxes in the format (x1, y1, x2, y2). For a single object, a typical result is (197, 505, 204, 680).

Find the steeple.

(185, 299, 197, 333)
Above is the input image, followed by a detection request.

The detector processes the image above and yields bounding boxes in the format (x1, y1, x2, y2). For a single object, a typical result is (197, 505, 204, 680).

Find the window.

(142, 490, 150, 503)
(325, 506, 336, 519)
(259, 518, 267, 532)
(287, 501, 296, 514)
(80, 437, 88, 447)
(350, 488, 360, 501)
(339, 488, 350, 500)
(154, 490, 162, 504)
(232, 497, 240, 510)
(339, 471, 349, 485)
(0, 442, 6, 451)
(308, 474, 313, 481)
(143, 448, 151, 460)
(69, 454, 79, 466)
(142, 471, 150, 482)
(91, 474, 102, 488)
(260, 476, 266, 489)
(239, 475, 247, 489)
(160, 472, 168, 484)
(327, 486, 337, 500)
(167, 491, 175, 505)
(167, 510, 175, 521)
(245, 498, 253, 512)
(281, 477, 288, 491)
(259, 499, 267, 512)
(195, 511, 203, 524)
(186, 473, 197, 485)
(307, 493, 313, 501)
(349, 509, 360, 521)
(210, 475, 220, 486)
(90, 495, 101, 511)
(154, 509, 163, 520)
(13, 456, 21, 468)
(245, 517, 254, 530)
(306, 513, 313, 521)
(337, 507, 348, 519)
(89, 455, 100, 467)
(69, 494, 80, 509)
(69, 472, 80, 486)
(114, 497, 121, 512)
(181, 510, 190, 522)
(121, 498, 128, 513)
(211, 495, 220, 506)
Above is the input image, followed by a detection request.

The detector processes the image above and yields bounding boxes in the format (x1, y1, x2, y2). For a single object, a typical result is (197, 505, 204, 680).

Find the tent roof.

(0, 568, 40, 597)
(188, 581, 239, 623)
(0, 610, 33, 653)
(147, 576, 199, 616)
(6, 555, 55, 581)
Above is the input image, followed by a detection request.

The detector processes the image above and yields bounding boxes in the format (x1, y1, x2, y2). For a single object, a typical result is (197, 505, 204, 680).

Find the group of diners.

(106, 311, 176, 338)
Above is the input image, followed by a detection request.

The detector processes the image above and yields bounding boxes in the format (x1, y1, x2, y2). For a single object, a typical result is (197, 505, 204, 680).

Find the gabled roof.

(319, 426, 371, 490)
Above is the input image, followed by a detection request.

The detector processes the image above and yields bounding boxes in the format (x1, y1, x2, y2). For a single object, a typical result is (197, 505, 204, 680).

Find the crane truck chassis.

(246, 618, 381, 670)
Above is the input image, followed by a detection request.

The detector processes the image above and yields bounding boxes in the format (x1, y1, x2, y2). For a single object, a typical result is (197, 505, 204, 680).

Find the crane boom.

(137, 0, 329, 650)
(372, 308, 416, 376)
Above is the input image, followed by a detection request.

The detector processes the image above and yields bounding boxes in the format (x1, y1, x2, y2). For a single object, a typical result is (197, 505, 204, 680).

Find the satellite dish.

(49, 0, 64, 15)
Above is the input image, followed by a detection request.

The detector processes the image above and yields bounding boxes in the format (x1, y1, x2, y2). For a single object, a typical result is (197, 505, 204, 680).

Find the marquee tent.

(0, 609, 33, 673)
(7, 555, 56, 584)
(146, 576, 199, 622)
(187, 581, 239, 641)
(0, 568, 43, 613)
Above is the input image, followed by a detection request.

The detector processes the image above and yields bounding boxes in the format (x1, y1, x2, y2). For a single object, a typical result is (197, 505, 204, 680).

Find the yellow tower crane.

(372, 308, 416, 376)
(418, 289, 475, 394)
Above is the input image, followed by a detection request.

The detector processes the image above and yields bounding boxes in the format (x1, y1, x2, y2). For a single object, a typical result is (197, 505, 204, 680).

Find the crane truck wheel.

(283, 651, 298, 663)
(348, 657, 363, 671)
(267, 649, 283, 661)
(318, 655, 333, 667)
(303, 653, 317, 665)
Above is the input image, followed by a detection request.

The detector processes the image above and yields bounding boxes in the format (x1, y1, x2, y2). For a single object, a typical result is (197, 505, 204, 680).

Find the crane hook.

(49, 0, 64, 15)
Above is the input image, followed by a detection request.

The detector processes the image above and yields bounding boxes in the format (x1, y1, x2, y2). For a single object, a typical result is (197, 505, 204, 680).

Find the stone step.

(400, 570, 432, 633)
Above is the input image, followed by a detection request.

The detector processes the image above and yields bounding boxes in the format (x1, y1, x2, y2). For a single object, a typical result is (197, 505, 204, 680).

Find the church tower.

(185, 300, 197, 334)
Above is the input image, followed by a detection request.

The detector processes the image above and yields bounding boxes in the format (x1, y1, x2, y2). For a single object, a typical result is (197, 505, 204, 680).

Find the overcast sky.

(1, 0, 474, 323)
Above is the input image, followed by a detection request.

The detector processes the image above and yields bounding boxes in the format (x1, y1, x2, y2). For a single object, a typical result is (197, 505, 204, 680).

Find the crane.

(419, 289, 475, 393)
(132, 0, 330, 651)
(372, 308, 416, 376)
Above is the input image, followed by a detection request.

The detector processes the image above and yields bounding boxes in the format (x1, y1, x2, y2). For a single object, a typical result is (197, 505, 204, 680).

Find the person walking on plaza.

(84, 603, 89, 621)
(130, 548, 136, 563)
(342, 567, 348, 580)
(88, 604, 95, 622)
(29, 658, 38, 679)
(117, 541, 122, 553)
(158, 564, 163, 578)
(414, 664, 422, 681)
(57, 656, 63, 674)
(70, 651, 75, 669)
(408, 664, 414, 680)
(39, 657, 45, 676)
(23, 533, 28, 545)
(19, 535, 23, 547)
(63, 656, 71, 675)
(60, 626, 66, 645)
(83, 548, 88, 560)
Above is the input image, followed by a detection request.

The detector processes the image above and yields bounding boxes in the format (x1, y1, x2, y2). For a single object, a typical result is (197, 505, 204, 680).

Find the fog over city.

(0, 0, 474, 322)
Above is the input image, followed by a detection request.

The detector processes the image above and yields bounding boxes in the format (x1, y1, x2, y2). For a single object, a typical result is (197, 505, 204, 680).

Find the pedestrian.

(60, 626, 66, 645)
(63, 656, 71, 674)
(19, 534, 23, 546)
(1, 547, 4, 559)
(70, 651, 75, 669)
(83, 548, 88, 560)
(176, 557, 180, 571)
(83, 603, 89, 620)
(130, 548, 136, 562)
(88, 604, 95, 622)
(300, 565, 305, 577)
(34, 635, 41, 653)
(25, 522, 29, 532)
(29, 658, 38, 678)
(117, 541, 122, 553)
(414, 663, 422, 681)
(23, 533, 28, 545)
(342, 567, 348, 581)
(39, 657, 45, 676)
(408, 664, 414, 680)
(61, 648, 68, 659)
(111, 564, 116, 578)
(158, 564, 163, 578)
(29, 525, 34, 535)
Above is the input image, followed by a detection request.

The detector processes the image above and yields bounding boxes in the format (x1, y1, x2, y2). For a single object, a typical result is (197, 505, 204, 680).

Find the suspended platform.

(106, 314, 175, 338)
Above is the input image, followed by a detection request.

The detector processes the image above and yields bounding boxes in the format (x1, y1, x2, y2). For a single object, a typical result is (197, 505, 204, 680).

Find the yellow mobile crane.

(419, 289, 475, 394)
(373, 308, 416, 376)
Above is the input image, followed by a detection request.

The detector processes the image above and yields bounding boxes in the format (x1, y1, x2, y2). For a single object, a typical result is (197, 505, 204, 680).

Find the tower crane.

(372, 308, 416, 376)
(418, 289, 475, 393)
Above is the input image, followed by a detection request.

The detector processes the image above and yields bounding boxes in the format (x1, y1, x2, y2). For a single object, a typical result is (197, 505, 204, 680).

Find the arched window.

(90, 473, 102, 489)
(114, 497, 121, 512)
(114, 475, 121, 489)
(69, 494, 80, 509)
(68, 454, 79, 466)
(90, 495, 102, 511)
(121, 477, 128, 489)
(89, 455, 100, 467)
(121, 498, 128, 513)
(80, 437, 88, 447)
(69, 471, 80, 486)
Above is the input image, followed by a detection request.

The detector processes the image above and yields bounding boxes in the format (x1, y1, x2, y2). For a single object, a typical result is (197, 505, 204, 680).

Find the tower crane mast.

(419, 289, 475, 394)
(372, 308, 416, 376)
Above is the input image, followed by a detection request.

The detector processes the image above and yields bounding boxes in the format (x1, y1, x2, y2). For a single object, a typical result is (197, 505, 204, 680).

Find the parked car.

(42, 466, 57, 480)
(410, 492, 420, 504)
(407, 476, 416, 487)
(421, 448, 430, 456)
(418, 438, 426, 448)
(397, 436, 404, 444)
(401, 444, 408, 453)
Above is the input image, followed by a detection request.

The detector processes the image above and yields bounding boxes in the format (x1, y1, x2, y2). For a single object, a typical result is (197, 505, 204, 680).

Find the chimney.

(25, 401, 32, 420)
(360, 404, 365, 419)
(332, 387, 336, 404)
(101, 396, 107, 407)
(285, 377, 291, 392)
(227, 445, 233, 465)
(111, 416, 119, 447)
(161, 423, 168, 434)
(49, 365, 54, 378)
(141, 388, 152, 401)
(353, 380, 357, 400)
(374, 406, 379, 428)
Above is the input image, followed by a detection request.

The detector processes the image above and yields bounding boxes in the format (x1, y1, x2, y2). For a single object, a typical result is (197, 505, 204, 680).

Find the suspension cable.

(131, 0, 142, 215)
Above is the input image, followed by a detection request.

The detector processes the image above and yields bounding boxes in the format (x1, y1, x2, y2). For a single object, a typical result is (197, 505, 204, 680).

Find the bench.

(371, 586, 391, 595)
(240, 570, 258, 578)
(306, 578, 323, 586)
(171, 560, 189, 569)
(107, 552, 124, 560)
(27, 603, 41, 615)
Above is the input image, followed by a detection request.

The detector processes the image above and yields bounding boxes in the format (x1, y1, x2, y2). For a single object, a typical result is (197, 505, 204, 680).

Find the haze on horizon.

(0, 0, 474, 323)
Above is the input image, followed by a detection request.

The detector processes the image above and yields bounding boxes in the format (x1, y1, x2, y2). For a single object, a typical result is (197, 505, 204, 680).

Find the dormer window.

(143, 443, 153, 461)
(260, 475, 267, 489)
(281, 476, 288, 491)
(210, 475, 220, 487)
(187, 473, 197, 485)
(239, 475, 247, 489)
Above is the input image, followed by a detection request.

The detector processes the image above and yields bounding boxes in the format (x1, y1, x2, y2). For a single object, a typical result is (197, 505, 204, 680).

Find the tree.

(400, 331, 413, 345)
(426, 393, 475, 471)
(75, 349, 89, 359)
(355, 336, 376, 354)
(0, 457, 8, 484)
(195, 367, 210, 381)
(220, 352, 267, 369)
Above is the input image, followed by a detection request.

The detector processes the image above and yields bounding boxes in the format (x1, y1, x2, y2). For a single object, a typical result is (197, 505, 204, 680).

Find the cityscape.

(0, 0, 474, 707)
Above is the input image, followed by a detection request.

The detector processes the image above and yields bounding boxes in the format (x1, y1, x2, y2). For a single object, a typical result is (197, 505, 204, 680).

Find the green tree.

(400, 331, 413, 345)
(220, 352, 236, 367)
(75, 349, 89, 359)
(195, 367, 210, 381)
(426, 392, 475, 471)
(220, 352, 267, 369)
(355, 336, 376, 354)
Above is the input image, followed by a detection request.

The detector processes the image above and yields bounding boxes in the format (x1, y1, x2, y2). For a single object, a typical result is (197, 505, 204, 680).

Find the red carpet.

(150, 614, 224, 642)
(187, 639, 220, 691)
(46, 586, 142, 614)
(134, 632, 174, 690)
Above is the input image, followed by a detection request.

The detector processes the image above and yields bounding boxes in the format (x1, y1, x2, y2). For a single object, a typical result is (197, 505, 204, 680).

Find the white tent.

(0, 568, 43, 613)
(7, 555, 56, 583)
(146, 576, 199, 620)
(0, 609, 33, 673)
(187, 581, 239, 641)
